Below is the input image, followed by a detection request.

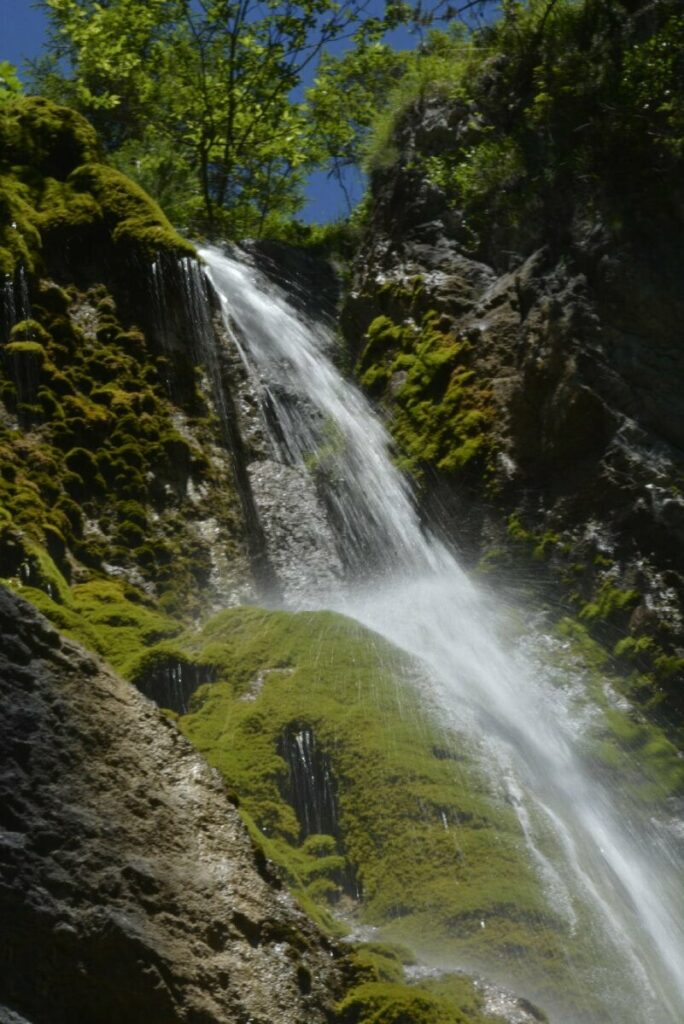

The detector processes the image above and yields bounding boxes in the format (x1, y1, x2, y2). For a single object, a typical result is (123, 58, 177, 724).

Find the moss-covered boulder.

(0, 96, 193, 278)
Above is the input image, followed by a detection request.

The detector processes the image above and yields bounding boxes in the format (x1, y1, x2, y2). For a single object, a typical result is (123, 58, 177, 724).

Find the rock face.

(0, 586, 343, 1024)
(343, 97, 684, 721)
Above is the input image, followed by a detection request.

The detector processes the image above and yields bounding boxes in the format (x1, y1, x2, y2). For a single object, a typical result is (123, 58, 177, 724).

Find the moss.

(548, 619, 684, 800)
(358, 307, 494, 482)
(336, 981, 469, 1024)
(36, 176, 102, 235)
(68, 163, 195, 262)
(579, 582, 640, 623)
(0, 97, 100, 176)
(349, 945, 409, 986)
(4, 339, 47, 361)
(0, 176, 42, 274)
(170, 606, 594, 1006)
(0, 268, 241, 620)
(0, 97, 195, 277)
(8, 319, 52, 345)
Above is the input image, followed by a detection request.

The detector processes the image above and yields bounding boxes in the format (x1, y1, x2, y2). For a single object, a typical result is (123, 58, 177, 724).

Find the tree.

(34, 0, 404, 235)
(34, 0, 493, 236)
(0, 62, 24, 104)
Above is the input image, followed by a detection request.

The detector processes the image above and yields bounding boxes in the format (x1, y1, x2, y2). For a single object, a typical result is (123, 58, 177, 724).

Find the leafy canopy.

(33, 0, 493, 237)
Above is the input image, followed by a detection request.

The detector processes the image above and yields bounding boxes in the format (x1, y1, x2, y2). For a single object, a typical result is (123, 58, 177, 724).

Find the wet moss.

(357, 306, 494, 481)
(0, 266, 242, 619)
(167, 606, 583, 1001)
(336, 980, 477, 1024)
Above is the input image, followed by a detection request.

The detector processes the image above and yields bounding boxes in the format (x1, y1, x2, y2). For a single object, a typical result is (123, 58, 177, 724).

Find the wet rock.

(0, 586, 344, 1023)
(343, 95, 684, 713)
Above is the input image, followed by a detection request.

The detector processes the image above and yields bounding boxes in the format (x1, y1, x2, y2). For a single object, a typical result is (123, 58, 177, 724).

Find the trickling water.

(278, 725, 340, 840)
(201, 246, 684, 1023)
(1, 268, 30, 345)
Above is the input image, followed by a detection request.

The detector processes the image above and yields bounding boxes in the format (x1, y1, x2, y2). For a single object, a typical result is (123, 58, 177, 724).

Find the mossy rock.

(0, 97, 195, 276)
(0, 97, 100, 178)
(169, 606, 592, 1007)
(357, 306, 494, 481)
(337, 981, 469, 1024)
(68, 163, 195, 262)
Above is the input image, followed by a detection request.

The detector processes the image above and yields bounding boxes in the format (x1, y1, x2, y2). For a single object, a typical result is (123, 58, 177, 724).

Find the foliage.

(362, 25, 477, 172)
(33, 0, 431, 235)
(307, 42, 411, 204)
(360, 0, 684, 259)
(0, 63, 23, 104)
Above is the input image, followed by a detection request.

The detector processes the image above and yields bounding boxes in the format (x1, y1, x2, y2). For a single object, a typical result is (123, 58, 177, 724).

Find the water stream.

(201, 245, 684, 1024)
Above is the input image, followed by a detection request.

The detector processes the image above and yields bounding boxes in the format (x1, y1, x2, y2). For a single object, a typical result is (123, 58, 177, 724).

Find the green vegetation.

(502, 512, 684, 727)
(337, 981, 471, 1024)
(0, 62, 23, 103)
(33, 0, 428, 236)
(0, 96, 192, 276)
(533, 618, 684, 802)
(0, 240, 243, 624)
(360, 0, 684, 261)
(156, 605, 614, 1014)
(357, 297, 494, 481)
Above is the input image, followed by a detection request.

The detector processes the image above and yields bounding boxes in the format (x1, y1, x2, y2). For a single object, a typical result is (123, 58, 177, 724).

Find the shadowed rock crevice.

(278, 724, 340, 840)
(132, 654, 217, 714)
(278, 723, 360, 899)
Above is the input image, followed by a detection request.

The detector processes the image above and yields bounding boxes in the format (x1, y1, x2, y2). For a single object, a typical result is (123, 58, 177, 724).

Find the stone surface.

(0, 586, 344, 1024)
(343, 97, 684, 716)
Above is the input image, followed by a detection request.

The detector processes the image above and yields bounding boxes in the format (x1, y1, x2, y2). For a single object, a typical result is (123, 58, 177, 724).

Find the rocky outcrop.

(0, 97, 276, 624)
(0, 586, 344, 1023)
(343, 97, 684, 722)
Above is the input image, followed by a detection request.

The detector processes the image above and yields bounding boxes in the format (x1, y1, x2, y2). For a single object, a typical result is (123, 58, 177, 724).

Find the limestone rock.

(0, 586, 344, 1023)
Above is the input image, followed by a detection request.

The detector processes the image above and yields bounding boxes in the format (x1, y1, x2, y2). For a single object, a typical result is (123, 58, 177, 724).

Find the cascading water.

(201, 245, 684, 1024)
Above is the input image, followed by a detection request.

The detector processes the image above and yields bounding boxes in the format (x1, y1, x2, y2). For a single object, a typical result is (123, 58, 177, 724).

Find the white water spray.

(202, 245, 684, 1024)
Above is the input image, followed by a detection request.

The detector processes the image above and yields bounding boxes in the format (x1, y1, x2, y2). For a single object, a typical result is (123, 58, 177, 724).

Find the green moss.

(0, 176, 42, 274)
(68, 163, 195, 261)
(0, 96, 100, 176)
(4, 340, 47, 361)
(0, 270, 241, 623)
(358, 307, 493, 481)
(548, 619, 684, 799)
(0, 97, 195, 276)
(336, 981, 469, 1024)
(579, 582, 640, 623)
(349, 944, 411, 986)
(170, 606, 589, 1005)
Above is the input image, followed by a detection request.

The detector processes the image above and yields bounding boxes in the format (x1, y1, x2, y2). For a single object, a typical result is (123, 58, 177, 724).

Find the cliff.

(0, 97, 549, 1024)
(342, 0, 684, 728)
(2, 71, 683, 1023)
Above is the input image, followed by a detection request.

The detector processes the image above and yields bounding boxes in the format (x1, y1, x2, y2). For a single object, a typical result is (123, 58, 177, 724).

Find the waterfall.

(201, 245, 684, 1024)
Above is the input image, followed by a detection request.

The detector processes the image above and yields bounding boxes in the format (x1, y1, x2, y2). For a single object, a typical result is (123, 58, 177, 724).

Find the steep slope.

(343, 1, 684, 726)
(0, 587, 345, 1024)
(0, 96, 548, 1024)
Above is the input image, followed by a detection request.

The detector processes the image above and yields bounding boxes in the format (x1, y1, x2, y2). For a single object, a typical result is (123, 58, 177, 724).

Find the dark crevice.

(134, 658, 216, 715)
(277, 723, 360, 898)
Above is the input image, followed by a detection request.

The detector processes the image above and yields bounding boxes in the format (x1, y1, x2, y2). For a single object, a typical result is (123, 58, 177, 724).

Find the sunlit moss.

(358, 306, 493, 481)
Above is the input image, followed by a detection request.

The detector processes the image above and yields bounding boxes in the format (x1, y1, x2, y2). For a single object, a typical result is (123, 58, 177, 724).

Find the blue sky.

(1, 0, 47, 75)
